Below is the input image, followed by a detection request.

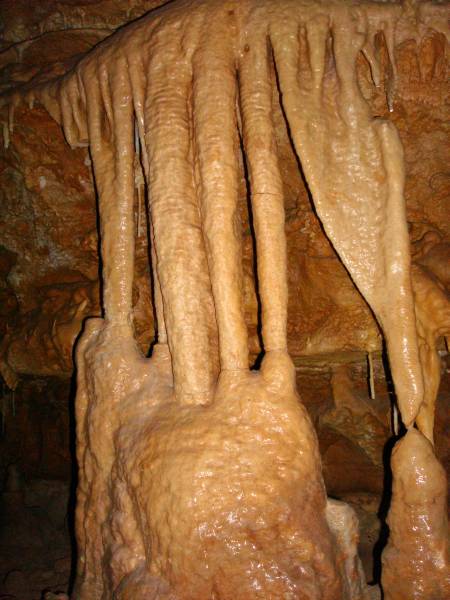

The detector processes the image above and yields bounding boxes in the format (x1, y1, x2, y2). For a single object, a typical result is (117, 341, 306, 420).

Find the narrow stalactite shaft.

(375, 120, 424, 426)
(150, 221, 167, 345)
(59, 75, 88, 147)
(239, 34, 288, 353)
(109, 60, 137, 324)
(129, 52, 150, 176)
(81, 57, 136, 325)
(129, 55, 169, 347)
(192, 28, 249, 371)
(145, 48, 215, 402)
(412, 264, 450, 444)
(415, 342, 439, 444)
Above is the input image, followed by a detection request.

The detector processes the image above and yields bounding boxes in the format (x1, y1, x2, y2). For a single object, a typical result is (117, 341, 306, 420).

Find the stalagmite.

(145, 24, 219, 402)
(1, 1, 448, 598)
(381, 428, 450, 599)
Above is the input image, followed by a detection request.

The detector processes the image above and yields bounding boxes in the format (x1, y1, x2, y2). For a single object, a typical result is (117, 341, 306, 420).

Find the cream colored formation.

(4, 0, 449, 598)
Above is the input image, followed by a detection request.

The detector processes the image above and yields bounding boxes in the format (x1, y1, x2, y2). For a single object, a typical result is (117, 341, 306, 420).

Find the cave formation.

(0, 0, 449, 599)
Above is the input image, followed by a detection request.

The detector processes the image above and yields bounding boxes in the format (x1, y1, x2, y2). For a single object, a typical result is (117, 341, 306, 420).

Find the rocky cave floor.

(0, 476, 72, 600)
(0, 377, 73, 600)
(0, 357, 448, 600)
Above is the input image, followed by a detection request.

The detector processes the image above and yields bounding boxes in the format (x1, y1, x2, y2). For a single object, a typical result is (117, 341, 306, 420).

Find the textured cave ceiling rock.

(0, 0, 171, 94)
(0, 0, 169, 48)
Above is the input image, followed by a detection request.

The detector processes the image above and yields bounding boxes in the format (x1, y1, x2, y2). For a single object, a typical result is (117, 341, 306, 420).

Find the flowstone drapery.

(3, 1, 449, 598)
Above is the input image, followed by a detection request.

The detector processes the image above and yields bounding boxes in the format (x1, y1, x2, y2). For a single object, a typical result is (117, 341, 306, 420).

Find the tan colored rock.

(326, 499, 370, 600)
(382, 428, 450, 600)
(0, 1, 449, 599)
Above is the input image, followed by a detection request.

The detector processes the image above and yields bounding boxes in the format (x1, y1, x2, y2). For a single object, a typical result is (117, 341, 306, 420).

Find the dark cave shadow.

(143, 178, 160, 358)
(369, 346, 405, 593)
(370, 433, 395, 591)
(89, 151, 105, 321)
(66, 372, 78, 596)
(66, 324, 85, 595)
(236, 97, 265, 370)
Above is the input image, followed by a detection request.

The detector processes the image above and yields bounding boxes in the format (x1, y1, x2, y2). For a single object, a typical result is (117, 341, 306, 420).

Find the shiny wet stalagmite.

(381, 265, 450, 600)
(4, 0, 449, 598)
(382, 429, 450, 600)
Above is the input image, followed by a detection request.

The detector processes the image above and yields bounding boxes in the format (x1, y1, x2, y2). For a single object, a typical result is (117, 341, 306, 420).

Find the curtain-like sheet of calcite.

(2, 0, 449, 598)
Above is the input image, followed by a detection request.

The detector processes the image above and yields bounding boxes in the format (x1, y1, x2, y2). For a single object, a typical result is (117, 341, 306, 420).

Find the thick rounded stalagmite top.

(390, 427, 448, 504)
(382, 428, 450, 599)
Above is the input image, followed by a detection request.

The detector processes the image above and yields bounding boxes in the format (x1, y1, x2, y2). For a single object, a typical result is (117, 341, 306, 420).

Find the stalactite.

(192, 11, 249, 372)
(82, 56, 135, 325)
(269, 8, 423, 430)
(1, 1, 448, 598)
(409, 264, 450, 444)
(144, 21, 218, 402)
(239, 27, 288, 354)
(128, 48, 168, 347)
(134, 120, 144, 238)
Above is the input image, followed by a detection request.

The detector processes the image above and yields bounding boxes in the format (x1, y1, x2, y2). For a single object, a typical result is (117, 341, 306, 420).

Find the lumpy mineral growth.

(382, 428, 450, 600)
(3, 0, 449, 598)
